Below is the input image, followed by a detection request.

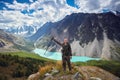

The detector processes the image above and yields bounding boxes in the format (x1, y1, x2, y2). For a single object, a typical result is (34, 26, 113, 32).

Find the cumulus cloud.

(29, 0, 34, 3)
(0, 11, 38, 28)
(0, 0, 120, 29)
(75, 0, 120, 13)
(0, 0, 78, 29)
(5, 0, 29, 11)
(109, 0, 120, 11)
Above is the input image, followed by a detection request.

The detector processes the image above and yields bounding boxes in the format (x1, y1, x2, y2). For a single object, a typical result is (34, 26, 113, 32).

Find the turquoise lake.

(33, 48, 100, 62)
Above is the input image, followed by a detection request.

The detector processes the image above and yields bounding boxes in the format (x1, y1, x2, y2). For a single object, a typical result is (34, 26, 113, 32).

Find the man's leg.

(66, 56, 72, 71)
(62, 56, 66, 71)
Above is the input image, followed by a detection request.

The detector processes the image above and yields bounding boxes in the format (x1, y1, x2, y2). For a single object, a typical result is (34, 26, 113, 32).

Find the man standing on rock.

(51, 37, 72, 71)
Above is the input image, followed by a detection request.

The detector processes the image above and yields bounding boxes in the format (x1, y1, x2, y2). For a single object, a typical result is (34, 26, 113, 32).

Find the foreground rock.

(28, 72, 40, 80)
(78, 66, 120, 80)
(27, 66, 120, 80)
(43, 66, 120, 80)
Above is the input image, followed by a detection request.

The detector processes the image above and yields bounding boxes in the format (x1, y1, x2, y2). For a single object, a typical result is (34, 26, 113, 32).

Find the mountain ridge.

(30, 12, 120, 60)
(0, 29, 34, 52)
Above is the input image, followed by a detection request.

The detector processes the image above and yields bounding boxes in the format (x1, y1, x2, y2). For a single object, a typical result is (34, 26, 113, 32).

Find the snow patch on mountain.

(5, 26, 37, 37)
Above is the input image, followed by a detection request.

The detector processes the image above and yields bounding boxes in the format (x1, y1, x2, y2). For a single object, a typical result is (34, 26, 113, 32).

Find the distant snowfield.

(33, 48, 100, 62)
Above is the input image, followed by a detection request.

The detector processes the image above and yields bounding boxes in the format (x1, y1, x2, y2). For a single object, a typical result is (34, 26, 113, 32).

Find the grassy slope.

(0, 51, 53, 61)
(0, 52, 54, 80)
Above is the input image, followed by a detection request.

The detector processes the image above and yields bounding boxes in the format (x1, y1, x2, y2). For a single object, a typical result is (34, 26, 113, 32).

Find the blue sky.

(0, 0, 78, 10)
(0, 0, 120, 29)
(66, 0, 79, 8)
(0, 0, 78, 16)
(1, 0, 30, 4)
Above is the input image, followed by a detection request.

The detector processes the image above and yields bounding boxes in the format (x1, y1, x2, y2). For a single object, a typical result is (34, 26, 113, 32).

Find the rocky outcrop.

(0, 29, 16, 51)
(78, 66, 120, 80)
(27, 72, 40, 80)
(41, 66, 120, 80)
(0, 40, 5, 47)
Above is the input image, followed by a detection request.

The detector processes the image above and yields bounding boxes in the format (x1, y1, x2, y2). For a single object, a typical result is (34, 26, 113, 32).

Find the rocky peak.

(0, 40, 5, 47)
(30, 12, 120, 60)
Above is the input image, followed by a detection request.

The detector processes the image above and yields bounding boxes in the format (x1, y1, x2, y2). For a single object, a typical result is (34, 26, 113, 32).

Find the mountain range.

(0, 29, 34, 52)
(1, 11, 120, 61)
(5, 26, 37, 37)
(29, 12, 120, 61)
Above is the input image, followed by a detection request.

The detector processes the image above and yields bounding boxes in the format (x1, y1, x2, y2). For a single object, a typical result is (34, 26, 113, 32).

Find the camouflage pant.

(62, 56, 72, 71)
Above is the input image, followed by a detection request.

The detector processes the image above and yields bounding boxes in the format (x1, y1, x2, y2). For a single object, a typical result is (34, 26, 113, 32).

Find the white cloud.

(0, 10, 40, 28)
(5, 0, 29, 11)
(75, 0, 120, 13)
(0, 0, 78, 29)
(110, 0, 120, 11)
(29, 0, 34, 3)
(0, 0, 120, 30)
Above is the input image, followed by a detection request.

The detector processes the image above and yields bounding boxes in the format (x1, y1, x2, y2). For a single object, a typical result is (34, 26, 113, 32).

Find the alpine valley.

(28, 12, 120, 61)
(2, 12, 120, 61)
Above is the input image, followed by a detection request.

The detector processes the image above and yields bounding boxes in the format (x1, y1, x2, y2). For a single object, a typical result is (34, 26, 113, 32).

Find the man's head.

(64, 38, 68, 43)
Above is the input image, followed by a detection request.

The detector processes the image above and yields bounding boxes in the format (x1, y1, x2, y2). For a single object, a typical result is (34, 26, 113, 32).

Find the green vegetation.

(75, 60, 120, 77)
(0, 51, 53, 61)
(0, 52, 54, 80)
(13, 41, 34, 52)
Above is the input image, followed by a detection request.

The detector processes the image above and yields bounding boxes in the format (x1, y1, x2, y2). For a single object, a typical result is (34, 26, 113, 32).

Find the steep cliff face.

(30, 12, 120, 60)
(0, 40, 5, 47)
(77, 12, 120, 60)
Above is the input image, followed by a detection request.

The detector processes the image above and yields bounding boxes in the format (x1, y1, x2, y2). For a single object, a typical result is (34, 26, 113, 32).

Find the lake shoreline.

(33, 48, 100, 62)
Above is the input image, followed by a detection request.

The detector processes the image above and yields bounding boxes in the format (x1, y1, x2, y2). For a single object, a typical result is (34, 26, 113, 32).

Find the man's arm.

(51, 37, 62, 46)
